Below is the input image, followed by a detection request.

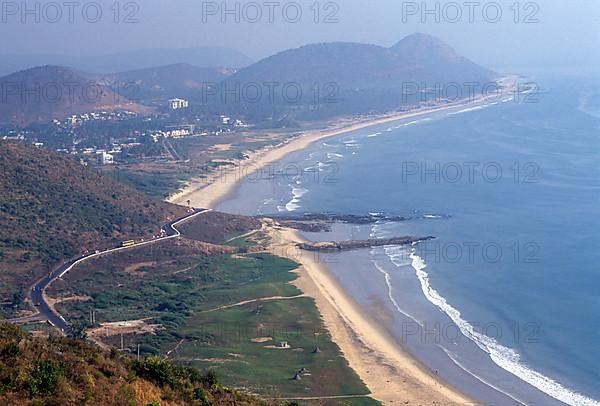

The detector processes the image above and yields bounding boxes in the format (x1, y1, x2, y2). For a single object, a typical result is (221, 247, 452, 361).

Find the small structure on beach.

(277, 341, 290, 349)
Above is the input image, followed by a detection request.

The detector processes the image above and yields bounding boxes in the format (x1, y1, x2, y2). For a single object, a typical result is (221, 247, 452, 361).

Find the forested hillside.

(0, 141, 186, 316)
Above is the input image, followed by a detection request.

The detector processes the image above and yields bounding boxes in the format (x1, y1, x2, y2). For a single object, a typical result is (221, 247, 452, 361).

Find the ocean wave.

(384, 245, 412, 268)
(305, 152, 317, 161)
(442, 347, 528, 405)
(380, 117, 433, 134)
(285, 202, 300, 212)
(410, 252, 600, 406)
(304, 161, 333, 173)
(316, 161, 335, 171)
(404, 117, 433, 126)
(284, 187, 308, 212)
(447, 104, 491, 116)
(261, 198, 275, 206)
(386, 125, 405, 132)
(370, 222, 392, 239)
(327, 152, 344, 159)
(372, 259, 419, 322)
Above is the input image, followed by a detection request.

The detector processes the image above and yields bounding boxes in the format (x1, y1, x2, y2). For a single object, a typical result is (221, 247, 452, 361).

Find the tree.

(201, 370, 219, 388)
(27, 360, 64, 396)
(134, 356, 177, 388)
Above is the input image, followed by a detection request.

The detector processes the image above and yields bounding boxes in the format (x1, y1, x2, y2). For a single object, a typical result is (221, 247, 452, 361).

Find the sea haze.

(217, 73, 600, 406)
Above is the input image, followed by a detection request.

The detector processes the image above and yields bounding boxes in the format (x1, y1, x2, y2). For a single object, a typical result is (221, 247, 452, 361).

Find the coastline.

(168, 78, 516, 210)
(268, 224, 474, 404)
(166, 94, 512, 403)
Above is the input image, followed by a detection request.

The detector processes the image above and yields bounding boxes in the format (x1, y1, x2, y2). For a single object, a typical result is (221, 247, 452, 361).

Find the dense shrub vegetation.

(0, 323, 267, 405)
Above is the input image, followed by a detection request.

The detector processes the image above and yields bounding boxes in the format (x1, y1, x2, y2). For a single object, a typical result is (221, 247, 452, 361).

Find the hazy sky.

(1, 0, 599, 70)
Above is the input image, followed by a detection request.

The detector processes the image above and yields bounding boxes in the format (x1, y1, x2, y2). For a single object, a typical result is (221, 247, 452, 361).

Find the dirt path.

(200, 295, 306, 314)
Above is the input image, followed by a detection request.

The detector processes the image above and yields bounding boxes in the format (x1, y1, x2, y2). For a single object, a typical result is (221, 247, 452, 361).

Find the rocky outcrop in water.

(297, 236, 434, 252)
(265, 213, 409, 232)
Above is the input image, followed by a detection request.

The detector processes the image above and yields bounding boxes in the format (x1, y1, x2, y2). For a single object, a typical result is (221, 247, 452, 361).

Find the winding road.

(8, 208, 209, 335)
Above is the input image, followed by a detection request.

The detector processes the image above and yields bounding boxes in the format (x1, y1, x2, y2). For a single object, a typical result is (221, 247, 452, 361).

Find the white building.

(167, 128, 191, 138)
(97, 151, 114, 165)
(168, 98, 189, 110)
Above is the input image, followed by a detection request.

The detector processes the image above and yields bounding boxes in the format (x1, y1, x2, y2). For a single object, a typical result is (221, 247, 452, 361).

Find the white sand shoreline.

(269, 225, 474, 404)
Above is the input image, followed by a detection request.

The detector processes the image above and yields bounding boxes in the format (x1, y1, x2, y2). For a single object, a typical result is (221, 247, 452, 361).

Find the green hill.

(0, 141, 187, 317)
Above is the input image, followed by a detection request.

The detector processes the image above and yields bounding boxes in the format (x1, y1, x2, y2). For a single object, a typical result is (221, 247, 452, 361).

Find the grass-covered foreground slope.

(0, 323, 266, 405)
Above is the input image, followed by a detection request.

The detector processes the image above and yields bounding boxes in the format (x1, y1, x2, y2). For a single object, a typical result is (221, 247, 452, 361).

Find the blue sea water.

(217, 74, 600, 405)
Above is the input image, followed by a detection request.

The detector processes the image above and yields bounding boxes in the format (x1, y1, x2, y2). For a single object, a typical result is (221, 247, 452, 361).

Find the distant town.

(0, 97, 250, 166)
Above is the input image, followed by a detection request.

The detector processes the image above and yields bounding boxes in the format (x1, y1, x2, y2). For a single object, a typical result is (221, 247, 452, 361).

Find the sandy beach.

(267, 224, 474, 404)
(166, 94, 511, 404)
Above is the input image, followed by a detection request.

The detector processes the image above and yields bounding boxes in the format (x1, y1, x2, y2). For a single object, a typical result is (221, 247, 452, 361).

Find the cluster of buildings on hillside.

(20, 143, 119, 166)
(148, 124, 197, 142)
(57, 144, 130, 166)
(1, 132, 25, 141)
(2, 96, 253, 166)
(221, 115, 248, 127)
(52, 111, 138, 127)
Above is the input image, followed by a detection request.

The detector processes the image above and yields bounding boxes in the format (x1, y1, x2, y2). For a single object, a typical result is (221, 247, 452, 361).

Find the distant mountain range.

(0, 34, 498, 126)
(0, 47, 253, 76)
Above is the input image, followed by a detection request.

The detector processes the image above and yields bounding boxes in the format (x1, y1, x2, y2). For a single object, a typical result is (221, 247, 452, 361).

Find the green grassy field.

(48, 236, 377, 403)
(172, 298, 369, 399)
